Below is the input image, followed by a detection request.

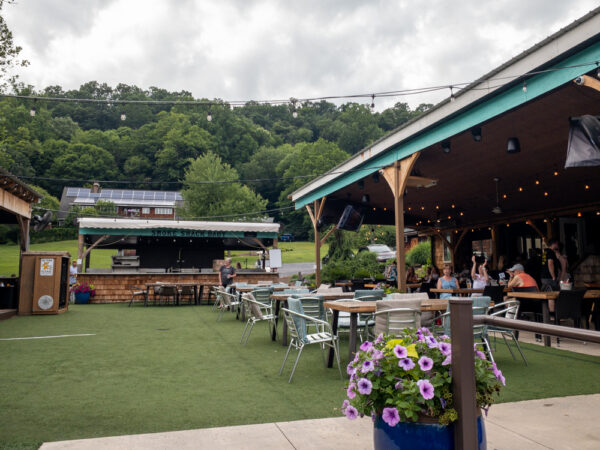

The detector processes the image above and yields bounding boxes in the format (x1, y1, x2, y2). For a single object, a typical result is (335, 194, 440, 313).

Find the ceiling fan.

(492, 177, 502, 215)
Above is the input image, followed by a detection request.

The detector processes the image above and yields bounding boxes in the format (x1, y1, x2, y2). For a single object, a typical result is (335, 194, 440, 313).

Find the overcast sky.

(4, 0, 599, 109)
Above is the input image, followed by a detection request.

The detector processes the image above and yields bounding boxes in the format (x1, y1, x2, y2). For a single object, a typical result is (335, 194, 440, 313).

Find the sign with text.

(40, 258, 54, 276)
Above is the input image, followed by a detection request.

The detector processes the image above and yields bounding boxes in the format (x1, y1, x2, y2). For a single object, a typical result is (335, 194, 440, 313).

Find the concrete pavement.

(41, 394, 600, 449)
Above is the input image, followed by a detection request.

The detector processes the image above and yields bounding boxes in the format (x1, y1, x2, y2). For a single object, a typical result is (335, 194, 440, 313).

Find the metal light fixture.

(120, 112, 126, 121)
(441, 140, 451, 154)
(506, 137, 521, 153)
(30, 107, 36, 117)
(361, 194, 370, 203)
(471, 127, 482, 142)
(207, 111, 212, 122)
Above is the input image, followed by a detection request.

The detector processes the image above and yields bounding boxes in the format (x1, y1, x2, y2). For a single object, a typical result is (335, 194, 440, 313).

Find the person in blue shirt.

(437, 264, 458, 299)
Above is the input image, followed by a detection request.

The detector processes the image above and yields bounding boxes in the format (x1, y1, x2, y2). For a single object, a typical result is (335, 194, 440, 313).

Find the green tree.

(29, 184, 59, 220)
(181, 151, 268, 219)
(0, 0, 29, 92)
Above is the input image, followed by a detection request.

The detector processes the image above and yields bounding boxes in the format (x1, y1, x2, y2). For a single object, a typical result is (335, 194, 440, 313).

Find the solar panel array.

(67, 188, 182, 201)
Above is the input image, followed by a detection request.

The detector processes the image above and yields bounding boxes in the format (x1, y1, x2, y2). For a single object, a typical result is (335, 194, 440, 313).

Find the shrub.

(406, 241, 431, 267)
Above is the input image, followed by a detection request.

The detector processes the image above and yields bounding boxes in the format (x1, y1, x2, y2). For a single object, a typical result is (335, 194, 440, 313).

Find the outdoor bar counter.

(78, 271, 279, 303)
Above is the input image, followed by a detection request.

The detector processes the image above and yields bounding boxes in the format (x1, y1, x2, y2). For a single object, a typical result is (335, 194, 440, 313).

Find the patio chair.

(387, 293, 433, 327)
(554, 290, 585, 346)
(240, 293, 276, 344)
(282, 288, 310, 295)
(354, 289, 385, 300)
(211, 286, 223, 311)
(178, 285, 195, 305)
(296, 296, 325, 333)
(157, 285, 178, 306)
(482, 285, 504, 305)
(581, 296, 600, 331)
(128, 285, 147, 307)
(330, 299, 374, 342)
(217, 291, 241, 322)
(487, 300, 528, 365)
(435, 296, 494, 361)
(373, 299, 422, 336)
(418, 282, 435, 299)
(279, 298, 342, 383)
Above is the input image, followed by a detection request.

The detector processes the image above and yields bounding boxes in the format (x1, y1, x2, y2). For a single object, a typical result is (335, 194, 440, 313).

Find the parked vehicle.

(358, 244, 395, 262)
(279, 233, 294, 242)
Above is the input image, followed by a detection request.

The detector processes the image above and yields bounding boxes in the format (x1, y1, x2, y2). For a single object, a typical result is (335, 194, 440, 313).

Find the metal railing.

(449, 298, 600, 449)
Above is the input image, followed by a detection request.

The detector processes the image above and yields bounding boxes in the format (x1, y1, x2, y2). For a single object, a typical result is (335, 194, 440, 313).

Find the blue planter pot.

(74, 292, 90, 304)
(373, 415, 486, 450)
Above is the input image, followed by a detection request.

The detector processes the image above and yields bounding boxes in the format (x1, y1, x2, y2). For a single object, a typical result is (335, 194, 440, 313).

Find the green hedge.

(30, 227, 78, 244)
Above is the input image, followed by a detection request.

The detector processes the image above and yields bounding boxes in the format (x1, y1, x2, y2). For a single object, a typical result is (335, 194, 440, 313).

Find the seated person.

(506, 264, 538, 290)
(406, 266, 418, 284)
(437, 264, 458, 299)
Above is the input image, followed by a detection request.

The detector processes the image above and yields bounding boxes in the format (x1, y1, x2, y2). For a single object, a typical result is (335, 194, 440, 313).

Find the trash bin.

(0, 286, 16, 309)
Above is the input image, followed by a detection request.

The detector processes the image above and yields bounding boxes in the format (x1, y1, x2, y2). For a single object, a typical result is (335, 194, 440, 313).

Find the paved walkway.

(41, 394, 600, 449)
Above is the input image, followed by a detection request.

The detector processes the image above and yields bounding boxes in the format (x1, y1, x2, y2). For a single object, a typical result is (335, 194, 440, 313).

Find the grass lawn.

(1, 305, 600, 448)
(0, 241, 323, 275)
(0, 240, 116, 277)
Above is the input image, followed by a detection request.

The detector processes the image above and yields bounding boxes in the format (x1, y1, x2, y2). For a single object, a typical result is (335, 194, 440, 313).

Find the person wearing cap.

(507, 263, 538, 290)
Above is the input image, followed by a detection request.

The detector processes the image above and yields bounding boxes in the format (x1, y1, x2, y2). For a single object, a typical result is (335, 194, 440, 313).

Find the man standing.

(219, 258, 236, 292)
(540, 239, 561, 291)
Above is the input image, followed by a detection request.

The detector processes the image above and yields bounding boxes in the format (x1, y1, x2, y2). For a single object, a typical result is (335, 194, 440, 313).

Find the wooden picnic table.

(234, 284, 292, 293)
(507, 290, 600, 346)
(323, 299, 449, 367)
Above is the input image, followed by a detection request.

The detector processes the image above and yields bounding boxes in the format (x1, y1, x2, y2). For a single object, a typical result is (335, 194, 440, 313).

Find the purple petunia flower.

(393, 345, 408, 359)
(344, 404, 359, 420)
(361, 359, 375, 373)
(374, 333, 384, 344)
(357, 377, 373, 395)
(475, 350, 487, 360)
(382, 407, 401, 427)
(346, 362, 356, 376)
(440, 397, 446, 409)
(439, 334, 450, 340)
(493, 366, 506, 386)
(341, 399, 349, 412)
(394, 380, 403, 390)
(438, 342, 451, 356)
(371, 349, 384, 360)
(425, 336, 438, 348)
(418, 327, 432, 336)
(417, 379, 435, 400)
(398, 358, 415, 371)
(347, 383, 356, 399)
(360, 341, 373, 352)
(418, 356, 434, 371)
(442, 355, 452, 366)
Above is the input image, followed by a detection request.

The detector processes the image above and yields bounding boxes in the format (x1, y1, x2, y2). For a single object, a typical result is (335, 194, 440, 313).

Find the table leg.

(542, 301, 551, 347)
(327, 310, 340, 368)
(197, 285, 202, 305)
(272, 300, 280, 341)
(282, 303, 288, 347)
(145, 287, 149, 307)
(348, 313, 358, 363)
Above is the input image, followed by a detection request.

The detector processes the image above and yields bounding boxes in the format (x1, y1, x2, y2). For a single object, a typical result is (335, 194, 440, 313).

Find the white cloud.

(4, 0, 599, 108)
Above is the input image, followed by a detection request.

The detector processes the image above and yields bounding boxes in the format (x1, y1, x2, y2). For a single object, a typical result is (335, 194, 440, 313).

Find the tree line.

(0, 81, 431, 238)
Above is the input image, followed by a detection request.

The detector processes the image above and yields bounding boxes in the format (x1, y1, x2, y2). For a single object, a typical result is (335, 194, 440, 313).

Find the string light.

(370, 94, 375, 110)
(535, 179, 540, 185)
(544, 192, 548, 197)
(207, 111, 212, 122)
(459, 212, 464, 216)
(577, 212, 582, 217)
(421, 206, 425, 210)
(435, 205, 439, 209)
(120, 112, 126, 121)
(502, 194, 507, 199)
(29, 107, 36, 117)
(585, 184, 590, 190)
(553, 171, 559, 176)
(449, 86, 456, 102)
(522, 82, 527, 93)
(518, 187, 523, 192)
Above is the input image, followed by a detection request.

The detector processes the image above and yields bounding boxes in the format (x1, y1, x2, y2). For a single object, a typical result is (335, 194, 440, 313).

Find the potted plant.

(342, 328, 504, 450)
(71, 282, 96, 304)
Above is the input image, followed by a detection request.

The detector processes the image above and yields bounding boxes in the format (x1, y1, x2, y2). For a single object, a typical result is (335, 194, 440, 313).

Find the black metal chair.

(128, 285, 147, 307)
(482, 285, 504, 305)
(419, 282, 435, 299)
(554, 290, 584, 328)
(512, 286, 542, 340)
(157, 285, 178, 306)
(581, 296, 600, 331)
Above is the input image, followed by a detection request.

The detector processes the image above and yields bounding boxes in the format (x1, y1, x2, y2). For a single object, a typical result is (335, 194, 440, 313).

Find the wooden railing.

(448, 299, 600, 449)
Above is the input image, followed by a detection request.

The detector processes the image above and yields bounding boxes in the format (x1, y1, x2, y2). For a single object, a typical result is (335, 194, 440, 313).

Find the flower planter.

(373, 414, 486, 450)
(74, 292, 90, 304)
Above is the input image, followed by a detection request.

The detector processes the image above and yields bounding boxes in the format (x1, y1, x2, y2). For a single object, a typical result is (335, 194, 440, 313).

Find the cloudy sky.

(4, 0, 599, 109)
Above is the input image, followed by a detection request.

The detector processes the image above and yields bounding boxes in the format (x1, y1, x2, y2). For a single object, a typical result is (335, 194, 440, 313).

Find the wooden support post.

(491, 226, 498, 270)
(16, 216, 30, 252)
(272, 238, 278, 249)
(450, 298, 478, 450)
(306, 196, 327, 287)
(77, 233, 85, 272)
(382, 153, 419, 292)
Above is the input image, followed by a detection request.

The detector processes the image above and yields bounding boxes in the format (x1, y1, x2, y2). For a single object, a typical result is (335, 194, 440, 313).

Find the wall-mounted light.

(507, 137, 521, 153)
(361, 194, 370, 203)
(471, 127, 482, 142)
(441, 140, 451, 154)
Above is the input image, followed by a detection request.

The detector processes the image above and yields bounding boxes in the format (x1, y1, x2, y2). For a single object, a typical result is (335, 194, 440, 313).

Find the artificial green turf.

(1, 304, 599, 448)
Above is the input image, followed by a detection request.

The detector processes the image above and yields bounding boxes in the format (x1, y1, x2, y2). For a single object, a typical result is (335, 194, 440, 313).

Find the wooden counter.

(78, 272, 279, 303)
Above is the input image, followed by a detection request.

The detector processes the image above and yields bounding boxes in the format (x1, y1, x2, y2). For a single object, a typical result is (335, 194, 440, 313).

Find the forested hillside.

(0, 82, 431, 238)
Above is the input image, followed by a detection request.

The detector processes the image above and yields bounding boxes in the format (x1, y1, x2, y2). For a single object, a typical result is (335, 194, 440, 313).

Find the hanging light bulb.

(370, 94, 375, 110)
(522, 82, 527, 93)
(30, 107, 36, 117)
(449, 86, 456, 102)
(207, 111, 212, 122)
(292, 109, 298, 119)
(120, 112, 126, 121)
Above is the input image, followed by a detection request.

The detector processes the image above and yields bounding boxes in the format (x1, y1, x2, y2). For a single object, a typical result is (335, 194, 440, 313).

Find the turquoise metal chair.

(279, 298, 342, 383)
(240, 293, 277, 345)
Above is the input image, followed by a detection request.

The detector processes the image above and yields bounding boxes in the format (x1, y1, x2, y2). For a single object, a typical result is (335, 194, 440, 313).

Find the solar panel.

(133, 191, 144, 199)
(143, 191, 153, 200)
(156, 192, 166, 200)
(111, 190, 123, 198)
(99, 191, 111, 198)
(175, 193, 183, 200)
(67, 188, 78, 196)
(122, 191, 134, 199)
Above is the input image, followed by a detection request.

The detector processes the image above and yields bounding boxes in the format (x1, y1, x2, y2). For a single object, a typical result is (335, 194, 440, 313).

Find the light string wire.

(2, 59, 598, 107)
